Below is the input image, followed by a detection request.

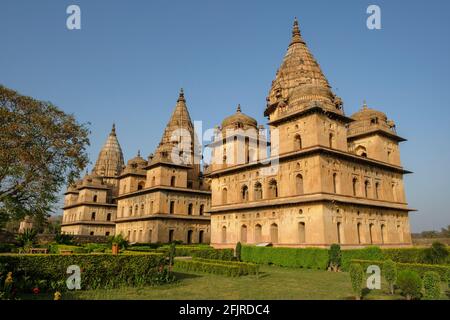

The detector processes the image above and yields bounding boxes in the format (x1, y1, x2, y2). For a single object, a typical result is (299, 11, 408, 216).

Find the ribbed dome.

(221, 105, 257, 129)
(126, 150, 147, 168)
(93, 124, 124, 177)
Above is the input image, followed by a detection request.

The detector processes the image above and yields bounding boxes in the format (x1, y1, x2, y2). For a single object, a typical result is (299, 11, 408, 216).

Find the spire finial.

(177, 88, 185, 102)
(111, 123, 116, 135)
(290, 17, 303, 45)
(137, 150, 141, 157)
(362, 100, 368, 110)
(236, 104, 241, 113)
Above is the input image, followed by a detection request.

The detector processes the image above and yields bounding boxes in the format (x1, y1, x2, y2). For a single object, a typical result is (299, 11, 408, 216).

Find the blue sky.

(1, 0, 449, 232)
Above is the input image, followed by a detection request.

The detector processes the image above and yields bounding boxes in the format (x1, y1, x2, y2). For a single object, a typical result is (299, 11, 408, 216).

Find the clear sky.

(1, 0, 449, 232)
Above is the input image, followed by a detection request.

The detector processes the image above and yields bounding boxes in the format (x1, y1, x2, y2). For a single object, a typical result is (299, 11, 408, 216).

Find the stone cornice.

(115, 185, 211, 200)
(61, 220, 116, 227)
(115, 213, 211, 223)
(62, 202, 117, 210)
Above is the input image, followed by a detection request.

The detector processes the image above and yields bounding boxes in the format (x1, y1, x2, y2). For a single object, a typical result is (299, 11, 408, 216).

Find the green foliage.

(349, 263, 364, 300)
(83, 243, 108, 253)
(48, 244, 86, 254)
(175, 258, 258, 277)
(126, 245, 234, 261)
(0, 85, 90, 225)
(241, 246, 329, 270)
(328, 244, 342, 271)
(54, 232, 73, 245)
(383, 259, 397, 295)
(422, 271, 441, 300)
(422, 242, 449, 265)
(108, 234, 128, 250)
(235, 242, 242, 262)
(0, 253, 168, 293)
(191, 248, 234, 261)
(168, 242, 176, 266)
(341, 246, 383, 271)
(0, 243, 15, 253)
(351, 259, 450, 280)
(397, 270, 423, 300)
(16, 229, 37, 252)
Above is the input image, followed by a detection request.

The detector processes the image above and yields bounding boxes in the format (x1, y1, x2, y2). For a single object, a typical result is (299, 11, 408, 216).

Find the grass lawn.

(22, 265, 444, 300)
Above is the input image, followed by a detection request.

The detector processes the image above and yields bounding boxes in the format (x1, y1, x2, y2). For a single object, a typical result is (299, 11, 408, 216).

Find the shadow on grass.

(172, 271, 203, 280)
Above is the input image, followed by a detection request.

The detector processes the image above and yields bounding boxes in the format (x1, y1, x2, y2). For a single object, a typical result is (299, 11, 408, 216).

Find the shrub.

(54, 233, 74, 245)
(108, 234, 128, 250)
(397, 270, 422, 300)
(175, 259, 258, 277)
(190, 248, 234, 261)
(0, 253, 168, 293)
(349, 263, 364, 300)
(328, 244, 342, 272)
(383, 260, 397, 295)
(235, 242, 242, 262)
(341, 246, 383, 271)
(423, 271, 441, 300)
(422, 242, 449, 265)
(83, 243, 108, 253)
(0, 243, 15, 253)
(351, 259, 450, 280)
(15, 229, 38, 253)
(241, 246, 329, 270)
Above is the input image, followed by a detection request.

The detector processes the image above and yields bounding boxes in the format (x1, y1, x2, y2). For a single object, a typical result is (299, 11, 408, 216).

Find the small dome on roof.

(221, 105, 257, 129)
(126, 150, 147, 168)
(351, 102, 387, 122)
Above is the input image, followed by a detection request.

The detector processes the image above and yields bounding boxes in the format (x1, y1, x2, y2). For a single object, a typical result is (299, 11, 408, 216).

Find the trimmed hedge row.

(174, 258, 257, 277)
(0, 253, 168, 292)
(351, 259, 450, 281)
(193, 258, 259, 275)
(241, 246, 329, 270)
(126, 245, 235, 260)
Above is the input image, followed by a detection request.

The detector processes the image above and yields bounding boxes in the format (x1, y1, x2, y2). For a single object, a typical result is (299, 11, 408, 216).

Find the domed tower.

(208, 104, 268, 172)
(118, 150, 147, 195)
(265, 18, 352, 155)
(348, 101, 405, 165)
(93, 123, 125, 186)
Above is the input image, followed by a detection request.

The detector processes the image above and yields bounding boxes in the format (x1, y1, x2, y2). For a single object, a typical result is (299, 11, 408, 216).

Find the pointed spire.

(236, 104, 241, 113)
(362, 100, 368, 110)
(93, 125, 124, 177)
(111, 123, 116, 136)
(177, 88, 185, 102)
(137, 150, 141, 157)
(290, 17, 304, 46)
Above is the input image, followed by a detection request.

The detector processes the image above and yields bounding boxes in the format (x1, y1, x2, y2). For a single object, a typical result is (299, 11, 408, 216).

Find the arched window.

(241, 185, 249, 201)
(369, 223, 374, 244)
(375, 182, 380, 199)
(255, 224, 262, 243)
(364, 180, 370, 198)
(221, 226, 227, 243)
(296, 174, 304, 195)
(151, 176, 155, 187)
(298, 222, 306, 244)
(188, 203, 193, 215)
(270, 223, 278, 244)
(337, 222, 343, 244)
(352, 177, 358, 196)
(199, 230, 204, 244)
(187, 230, 193, 244)
(245, 137, 250, 164)
(294, 134, 302, 150)
(169, 201, 175, 214)
(134, 204, 139, 215)
(138, 182, 144, 190)
(332, 173, 338, 194)
(91, 212, 96, 221)
(240, 225, 248, 243)
(93, 195, 97, 203)
(150, 201, 154, 213)
(199, 204, 204, 216)
(222, 188, 228, 204)
(268, 179, 278, 198)
(170, 176, 176, 187)
(357, 223, 362, 244)
(381, 224, 387, 244)
(121, 206, 124, 217)
(168, 230, 174, 242)
(397, 224, 403, 243)
(106, 213, 111, 221)
(392, 183, 397, 202)
(129, 206, 133, 216)
(140, 203, 145, 215)
(254, 182, 263, 200)
(329, 133, 334, 148)
(148, 229, 153, 243)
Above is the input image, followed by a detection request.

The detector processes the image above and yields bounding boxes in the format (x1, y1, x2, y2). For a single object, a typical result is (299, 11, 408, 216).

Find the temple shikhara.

(62, 18, 413, 248)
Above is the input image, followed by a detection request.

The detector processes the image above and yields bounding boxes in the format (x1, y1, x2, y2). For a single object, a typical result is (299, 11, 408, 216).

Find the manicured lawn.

(22, 265, 443, 300)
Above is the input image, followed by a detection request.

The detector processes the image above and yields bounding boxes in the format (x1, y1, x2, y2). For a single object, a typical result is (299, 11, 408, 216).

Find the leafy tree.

(0, 85, 89, 227)
(383, 259, 397, 295)
(423, 271, 441, 300)
(397, 270, 422, 300)
(328, 244, 342, 272)
(54, 232, 73, 245)
(108, 234, 128, 250)
(349, 263, 364, 300)
(422, 241, 449, 264)
(235, 242, 242, 262)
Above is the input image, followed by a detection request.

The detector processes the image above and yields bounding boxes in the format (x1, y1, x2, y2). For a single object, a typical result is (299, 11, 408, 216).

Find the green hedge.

(174, 258, 257, 277)
(351, 259, 450, 281)
(241, 246, 329, 270)
(340, 247, 384, 271)
(190, 248, 234, 261)
(0, 253, 168, 292)
(126, 245, 234, 260)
